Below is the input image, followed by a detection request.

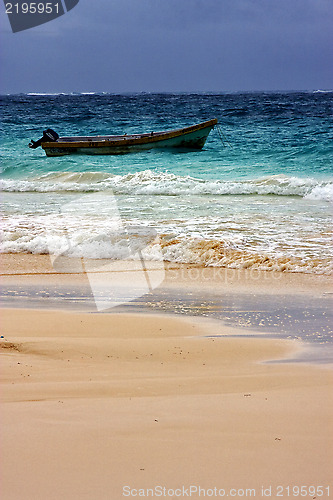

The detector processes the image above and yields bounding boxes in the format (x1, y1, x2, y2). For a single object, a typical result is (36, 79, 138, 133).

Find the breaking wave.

(1, 216, 332, 275)
(1, 171, 332, 201)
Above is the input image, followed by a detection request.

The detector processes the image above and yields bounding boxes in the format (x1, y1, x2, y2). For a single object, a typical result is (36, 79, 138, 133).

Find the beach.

(1, 91, 332, 498)
(1, 254, 333, 499)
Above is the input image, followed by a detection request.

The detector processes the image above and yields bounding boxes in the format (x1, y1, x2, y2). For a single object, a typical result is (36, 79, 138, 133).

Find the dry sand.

(1, 254, 333, 499)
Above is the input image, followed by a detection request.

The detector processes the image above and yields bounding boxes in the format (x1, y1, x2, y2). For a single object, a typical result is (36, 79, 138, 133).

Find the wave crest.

(1, 229, 331, 275)
(1, 171, 332, 200)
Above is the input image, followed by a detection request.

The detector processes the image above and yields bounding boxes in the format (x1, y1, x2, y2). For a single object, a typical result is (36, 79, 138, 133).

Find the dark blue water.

(1, 91, 332, 180)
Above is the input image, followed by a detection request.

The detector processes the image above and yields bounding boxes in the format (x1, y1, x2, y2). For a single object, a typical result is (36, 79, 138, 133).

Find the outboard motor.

(29, 129, 59, 149)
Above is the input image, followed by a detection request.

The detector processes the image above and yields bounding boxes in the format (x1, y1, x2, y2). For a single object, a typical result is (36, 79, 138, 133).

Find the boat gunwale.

(42, 119, 218, 150)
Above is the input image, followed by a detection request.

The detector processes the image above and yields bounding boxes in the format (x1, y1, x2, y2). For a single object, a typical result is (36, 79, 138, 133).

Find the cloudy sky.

(0, 0, 332, 94)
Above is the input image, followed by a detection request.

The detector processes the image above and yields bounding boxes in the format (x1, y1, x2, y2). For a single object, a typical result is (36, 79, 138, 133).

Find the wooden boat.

(29, 119, 218, 156)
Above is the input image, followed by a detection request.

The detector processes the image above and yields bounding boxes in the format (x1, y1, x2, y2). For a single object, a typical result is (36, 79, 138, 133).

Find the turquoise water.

(1, 91, 332, 273)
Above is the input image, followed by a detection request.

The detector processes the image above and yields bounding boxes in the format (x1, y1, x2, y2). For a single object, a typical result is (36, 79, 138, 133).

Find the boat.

(28, 119, 218, 156)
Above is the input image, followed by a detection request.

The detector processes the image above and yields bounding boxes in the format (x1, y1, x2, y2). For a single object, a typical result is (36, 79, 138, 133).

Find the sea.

(1, 91, 332, 275)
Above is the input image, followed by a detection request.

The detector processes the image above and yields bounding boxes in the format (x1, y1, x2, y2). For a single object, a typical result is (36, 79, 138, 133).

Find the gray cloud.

(0, 0, 332, 93)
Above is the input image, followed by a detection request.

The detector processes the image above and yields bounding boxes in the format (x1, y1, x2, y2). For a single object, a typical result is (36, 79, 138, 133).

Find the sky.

(0, 0, 332, 94)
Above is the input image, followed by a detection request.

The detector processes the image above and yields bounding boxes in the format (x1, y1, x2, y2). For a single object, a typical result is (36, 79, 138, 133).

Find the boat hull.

(42, 119, 217, 156)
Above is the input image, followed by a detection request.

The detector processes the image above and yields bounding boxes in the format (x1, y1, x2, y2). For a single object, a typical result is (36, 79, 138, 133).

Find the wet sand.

(2, 254, 332, 361)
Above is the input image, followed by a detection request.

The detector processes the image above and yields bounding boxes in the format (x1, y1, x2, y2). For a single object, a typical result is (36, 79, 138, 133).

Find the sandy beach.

(1, 254, 333, 499)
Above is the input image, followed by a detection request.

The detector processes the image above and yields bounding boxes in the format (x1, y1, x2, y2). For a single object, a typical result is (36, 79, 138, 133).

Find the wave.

(25, 92, 107, 96)
(26, 92, 68, 96)
(159, 237, 332, 275)
(1, 228, 331, 275)
(1, 171, 332, 201)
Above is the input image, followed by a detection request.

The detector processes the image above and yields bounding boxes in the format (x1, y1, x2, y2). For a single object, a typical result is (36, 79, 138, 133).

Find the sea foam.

(1, 171, 332, 201)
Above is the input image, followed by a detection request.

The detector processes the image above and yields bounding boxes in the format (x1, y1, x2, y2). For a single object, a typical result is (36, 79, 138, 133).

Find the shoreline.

(1, 253, 332, 364)
(1, 252, 332, 293)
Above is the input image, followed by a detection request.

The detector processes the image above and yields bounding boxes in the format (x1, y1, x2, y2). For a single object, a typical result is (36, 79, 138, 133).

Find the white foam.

(26, 92, 67, 96)
(1, 171, 332, 200)
(304, 183, 333, 203)
(1, 214, 332, 275)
